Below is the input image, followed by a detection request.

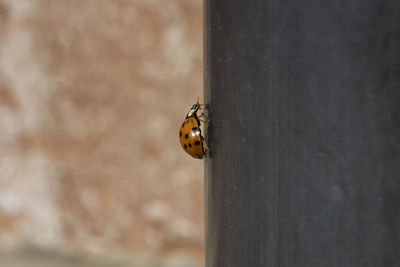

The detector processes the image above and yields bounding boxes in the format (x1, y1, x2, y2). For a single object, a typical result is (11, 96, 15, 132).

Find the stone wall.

(0, 0, 203, 264)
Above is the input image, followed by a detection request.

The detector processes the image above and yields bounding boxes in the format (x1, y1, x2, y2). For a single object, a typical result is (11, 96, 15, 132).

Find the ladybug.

(179, 98, 208, 159)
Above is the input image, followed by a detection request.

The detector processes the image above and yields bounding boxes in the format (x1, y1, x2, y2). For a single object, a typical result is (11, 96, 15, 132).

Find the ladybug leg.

(198, 113, 209, 123)
(201, 136, 210, 153)
(203, 142, 210, 153)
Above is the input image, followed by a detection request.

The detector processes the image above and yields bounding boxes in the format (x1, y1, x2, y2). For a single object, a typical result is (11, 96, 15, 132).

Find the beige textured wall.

(0, 0, 203, 263)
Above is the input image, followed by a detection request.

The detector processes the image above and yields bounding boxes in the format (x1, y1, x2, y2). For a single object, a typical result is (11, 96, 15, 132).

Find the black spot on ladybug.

(180, 131, 182, 137)
(184, 144, 187, 149)
(189, 143, 192, 147)
(194, 141, 201, 146)
(192, 127, 199, 131)
(181, 122, 185, 128)
(185, 133, 189, 139)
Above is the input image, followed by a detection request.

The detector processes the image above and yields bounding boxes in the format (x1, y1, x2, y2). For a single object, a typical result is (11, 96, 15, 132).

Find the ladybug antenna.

(197, 97, 203, 109)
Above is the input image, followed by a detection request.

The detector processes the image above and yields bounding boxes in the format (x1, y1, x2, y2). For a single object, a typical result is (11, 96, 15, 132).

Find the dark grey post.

(204, 1, 400, 266)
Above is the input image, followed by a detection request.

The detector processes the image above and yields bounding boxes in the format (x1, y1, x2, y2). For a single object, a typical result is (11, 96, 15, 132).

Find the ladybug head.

(186, 98, 202, 118)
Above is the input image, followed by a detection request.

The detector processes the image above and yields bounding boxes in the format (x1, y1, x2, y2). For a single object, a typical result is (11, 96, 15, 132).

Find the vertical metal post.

(204, 1, 400, 266)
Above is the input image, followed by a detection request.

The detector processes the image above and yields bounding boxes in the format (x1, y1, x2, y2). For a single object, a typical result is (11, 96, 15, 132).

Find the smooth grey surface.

(204, 1, 400, 266)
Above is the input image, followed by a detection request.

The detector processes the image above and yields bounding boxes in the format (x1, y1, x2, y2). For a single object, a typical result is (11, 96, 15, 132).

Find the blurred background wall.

(0, 0, 203, 266)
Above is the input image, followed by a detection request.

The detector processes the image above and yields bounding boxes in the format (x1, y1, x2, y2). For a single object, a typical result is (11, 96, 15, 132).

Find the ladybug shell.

(179, 117, 204, 159)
